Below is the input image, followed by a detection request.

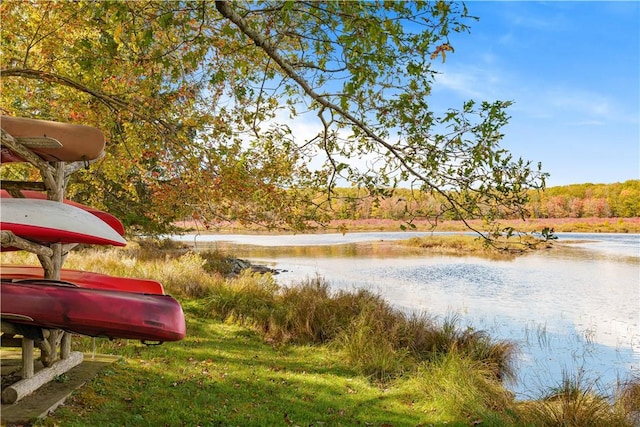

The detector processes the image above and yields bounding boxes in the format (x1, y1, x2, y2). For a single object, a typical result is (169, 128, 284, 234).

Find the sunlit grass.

(616, 376, 640, 426)
(397, 352, 522, 425)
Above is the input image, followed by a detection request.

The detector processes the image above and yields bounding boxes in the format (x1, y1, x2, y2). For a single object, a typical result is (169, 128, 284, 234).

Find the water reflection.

(173, 231, 433, 247)
(174, 232, 640, 399)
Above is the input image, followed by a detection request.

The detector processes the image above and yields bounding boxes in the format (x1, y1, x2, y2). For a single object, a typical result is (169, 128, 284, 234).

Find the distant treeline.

(328, 180, 640, 220)
(526, 180, 639, 218)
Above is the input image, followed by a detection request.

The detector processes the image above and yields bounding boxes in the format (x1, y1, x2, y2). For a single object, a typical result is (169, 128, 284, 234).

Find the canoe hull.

(1, 265, 164, 295)
(0, 199, 127, 247)
(0, 190, 125, 237)
(1, 280, 185, 342)
(1, 115, 105, 163)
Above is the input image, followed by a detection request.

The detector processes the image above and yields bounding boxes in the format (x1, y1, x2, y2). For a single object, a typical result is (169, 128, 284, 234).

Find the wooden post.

(36, 163, 66, 366)
(21, 338, 34, 379)
(61, 333, 71, 360)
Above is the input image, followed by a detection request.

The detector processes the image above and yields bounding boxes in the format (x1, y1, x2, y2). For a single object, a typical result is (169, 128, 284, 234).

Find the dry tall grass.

(521, 371, 637, 426)
(204, 272, 518, 384)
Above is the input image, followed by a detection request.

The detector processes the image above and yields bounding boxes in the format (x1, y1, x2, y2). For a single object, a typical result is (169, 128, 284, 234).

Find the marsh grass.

(402, 234, 528, 259)
(333, 301, 415, 382)
(397, 352, 521, 425)
(404, 234, 489, 252)
(204, 273, 518, 384)
(536, 323, 551, 349)
(616, 376, 640, 426)
(522, 371, 635, 426)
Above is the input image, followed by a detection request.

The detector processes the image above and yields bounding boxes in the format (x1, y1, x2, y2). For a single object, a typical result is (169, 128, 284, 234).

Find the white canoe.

(1, 199, 127, 247)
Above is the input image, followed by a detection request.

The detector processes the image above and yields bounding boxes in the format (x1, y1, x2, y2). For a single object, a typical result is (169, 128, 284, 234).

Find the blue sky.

(429, 1, 639, 187)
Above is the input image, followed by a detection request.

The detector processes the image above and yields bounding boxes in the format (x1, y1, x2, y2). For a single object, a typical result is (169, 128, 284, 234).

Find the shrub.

(199, 249, 236, 275)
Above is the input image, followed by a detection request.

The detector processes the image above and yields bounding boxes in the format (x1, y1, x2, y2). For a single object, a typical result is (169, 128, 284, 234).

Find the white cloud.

(432, 64, 506, 102)
(522, 86, 640, 126)
(547, 88, 612, 118)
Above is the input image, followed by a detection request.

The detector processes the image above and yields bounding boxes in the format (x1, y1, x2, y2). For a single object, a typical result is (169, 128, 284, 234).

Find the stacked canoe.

(1, 115, 186, 343)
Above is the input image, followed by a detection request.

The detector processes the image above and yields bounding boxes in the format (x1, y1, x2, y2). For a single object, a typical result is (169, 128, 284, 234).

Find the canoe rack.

(0, 123, 104, 404)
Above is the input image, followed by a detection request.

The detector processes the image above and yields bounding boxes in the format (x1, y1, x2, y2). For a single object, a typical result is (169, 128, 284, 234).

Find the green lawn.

(38, 309, 504, 426)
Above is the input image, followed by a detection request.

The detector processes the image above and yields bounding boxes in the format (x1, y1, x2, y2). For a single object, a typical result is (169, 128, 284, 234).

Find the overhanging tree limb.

(214, 0, 486, 237)
(215, 1, 403, 158)
(216, 4, 401, 142)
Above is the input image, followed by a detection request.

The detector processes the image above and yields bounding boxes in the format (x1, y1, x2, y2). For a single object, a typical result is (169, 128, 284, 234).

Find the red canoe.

(0, 190, 125, 237)
(1, 115, 105, 163)
(1, 265, 165, 295)
(1, 279, 186, 343)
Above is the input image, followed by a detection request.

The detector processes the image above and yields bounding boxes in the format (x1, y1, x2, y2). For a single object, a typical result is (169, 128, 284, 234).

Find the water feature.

(172, 231, 639, 400)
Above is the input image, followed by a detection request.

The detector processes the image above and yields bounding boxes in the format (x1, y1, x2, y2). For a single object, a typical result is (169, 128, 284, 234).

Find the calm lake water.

(172, 231, 640, 400)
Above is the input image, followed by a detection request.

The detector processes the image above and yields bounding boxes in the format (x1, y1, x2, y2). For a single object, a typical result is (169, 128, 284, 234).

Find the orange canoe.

(1, 115, 105, 163)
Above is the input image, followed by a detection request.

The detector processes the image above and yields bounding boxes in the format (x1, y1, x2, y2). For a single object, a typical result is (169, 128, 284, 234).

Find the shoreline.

(173, 216, 640, 235)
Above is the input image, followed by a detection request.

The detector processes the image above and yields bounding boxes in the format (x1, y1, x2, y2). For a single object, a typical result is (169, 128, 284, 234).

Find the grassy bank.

(2, 242, 638, 426)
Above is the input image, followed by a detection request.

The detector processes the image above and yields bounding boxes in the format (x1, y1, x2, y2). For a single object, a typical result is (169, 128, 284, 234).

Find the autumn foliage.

(321, 180, 640, 222)
(3, 1, 551, 239)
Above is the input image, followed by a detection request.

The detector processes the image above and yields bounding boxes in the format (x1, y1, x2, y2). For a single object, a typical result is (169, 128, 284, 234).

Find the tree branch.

(214, 0, 486, 238)
(0, 68, 174, 133)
